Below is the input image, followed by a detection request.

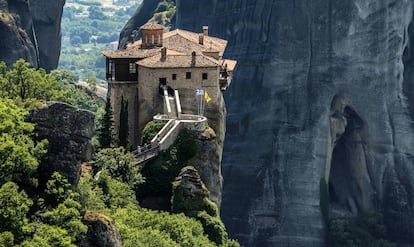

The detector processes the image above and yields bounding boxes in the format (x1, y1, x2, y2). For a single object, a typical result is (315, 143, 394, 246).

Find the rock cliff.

(174, 0, 414, 246)
(26, 102, 95, 186)
(120, 0, 414, 245)
(0, 0, 64, 71)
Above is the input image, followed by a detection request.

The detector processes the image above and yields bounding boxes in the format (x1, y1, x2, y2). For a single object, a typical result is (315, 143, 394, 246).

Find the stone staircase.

(133, 89, 203, 165)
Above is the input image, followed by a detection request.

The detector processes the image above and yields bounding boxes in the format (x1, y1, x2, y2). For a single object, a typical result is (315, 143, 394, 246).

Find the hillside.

(58, 0, 141, 80)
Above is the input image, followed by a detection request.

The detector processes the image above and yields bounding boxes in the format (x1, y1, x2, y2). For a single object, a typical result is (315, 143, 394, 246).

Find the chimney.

(203, 26, 209, 36)
(199, 34, 204, 45)
(161, 47, 167, 62)
(191, 51, 196, 67)
(130, 34, 135, 44)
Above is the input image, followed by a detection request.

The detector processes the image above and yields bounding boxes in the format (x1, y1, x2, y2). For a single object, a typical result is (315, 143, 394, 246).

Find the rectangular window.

(202, 73, 208, 80)
(129, 63, 136, 74)
(172, 74, 177, 80)
(186, 72, 191, 79)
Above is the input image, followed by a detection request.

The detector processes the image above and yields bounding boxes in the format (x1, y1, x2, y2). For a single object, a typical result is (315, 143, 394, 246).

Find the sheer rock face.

(26, 102, 95, 186)
(0, 0, 64, 71)
(194, 128, 223, 207)
(175, 0, 414, 246)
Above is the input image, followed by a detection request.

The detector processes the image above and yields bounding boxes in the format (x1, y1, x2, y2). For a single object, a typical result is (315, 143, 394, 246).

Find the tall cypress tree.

(97, 96, 114, 148)
(118, 96, 129, 149)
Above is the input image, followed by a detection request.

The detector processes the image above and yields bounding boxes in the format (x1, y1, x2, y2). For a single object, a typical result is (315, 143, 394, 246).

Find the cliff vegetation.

(0, 59, 237, 246)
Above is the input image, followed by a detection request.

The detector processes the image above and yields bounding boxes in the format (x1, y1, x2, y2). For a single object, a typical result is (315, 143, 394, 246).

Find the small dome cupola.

(140, 22, 164, 49)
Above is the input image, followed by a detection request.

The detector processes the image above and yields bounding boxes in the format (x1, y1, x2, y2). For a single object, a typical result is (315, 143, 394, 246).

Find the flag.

(196, 89, 204, 96)
(204, 91, 211, 103)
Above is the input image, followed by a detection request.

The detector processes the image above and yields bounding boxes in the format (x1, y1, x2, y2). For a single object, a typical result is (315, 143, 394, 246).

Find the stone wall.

(110, 82, 139, 148)
(137, 65, 221, 138)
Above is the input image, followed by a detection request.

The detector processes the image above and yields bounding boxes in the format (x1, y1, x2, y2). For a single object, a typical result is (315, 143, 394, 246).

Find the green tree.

(0, 98, 47, 187)
(44, 172, 76, 206)
(70, 36, 82, 46)
(2, 59, 65, 101)
(328, 214, 396, 247)
(113, 208, 216, 247)
(97, 96, 113, 148)
(88, 6, 107, 20)
(39, 199, 87, 242)
(77, 174, 106, 211)
(96, 170, 139, 210)
(93, 147, 143, 188)
(0, 182, 33, 240)
(49, 69, 77, 85)
(118, 96, 129, 149)
(21, 224, 75, 247)
(141, 121, 165, 144)
(0, 231, 14, 247)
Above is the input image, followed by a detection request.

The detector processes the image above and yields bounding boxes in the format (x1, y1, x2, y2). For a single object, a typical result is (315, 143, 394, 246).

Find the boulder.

(174, 166, 210, 199)
(194, 128, 223, 207)
(79, 211, 122, 247)
(26, 102, 95, 186)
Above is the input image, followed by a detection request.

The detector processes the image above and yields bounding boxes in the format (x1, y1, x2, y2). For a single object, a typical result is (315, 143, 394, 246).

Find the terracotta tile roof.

(220, 59, 238, 72)
(104, 29, 229, 59)
(127, 29, 228, 56)
(102, 47, 161, 59)
(140, 22, 164, 30)
(137, 52, 220, 69)
(164, 29, 227, 56)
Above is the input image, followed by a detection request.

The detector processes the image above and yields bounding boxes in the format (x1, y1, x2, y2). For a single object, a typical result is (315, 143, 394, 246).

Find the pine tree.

(118, 96, 129, 150)
(97, 97, 113, 148)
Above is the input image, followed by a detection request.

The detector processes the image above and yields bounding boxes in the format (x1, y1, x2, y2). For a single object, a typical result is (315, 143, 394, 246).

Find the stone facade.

(110, 64, 220, 148)
(104, 25, 235, 149)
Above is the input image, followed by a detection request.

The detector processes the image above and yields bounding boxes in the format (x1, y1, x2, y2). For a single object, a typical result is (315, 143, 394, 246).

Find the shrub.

(176, 128, 197, 162)
(141, 121, 166, 144)
(194, 211, 228, 245)
(171, 182, 217, 217)
(328, 213, 396, 247)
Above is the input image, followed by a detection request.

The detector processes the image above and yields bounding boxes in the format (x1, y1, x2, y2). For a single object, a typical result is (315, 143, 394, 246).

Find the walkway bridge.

(133, 89, 206, 164)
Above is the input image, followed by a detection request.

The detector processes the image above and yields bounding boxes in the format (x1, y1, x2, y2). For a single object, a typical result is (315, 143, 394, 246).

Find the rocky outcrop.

(26, 102, 94, 186)
(79, 211, 122, 247)
(174, 0, 414, 246)
(194, 128, 223, 207)
(0, 0, 64, 71)
(173, 166, 210, 199)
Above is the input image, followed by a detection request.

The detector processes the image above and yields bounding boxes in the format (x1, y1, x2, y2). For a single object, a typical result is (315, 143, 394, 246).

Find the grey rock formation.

(174, 0, 414, 246)
(0, 0, 64, 71)
(194, 128, 223, 207)
(26, 102, 95, 186)
(174, 166, 210, 199)
(79, 211, 122, 247)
